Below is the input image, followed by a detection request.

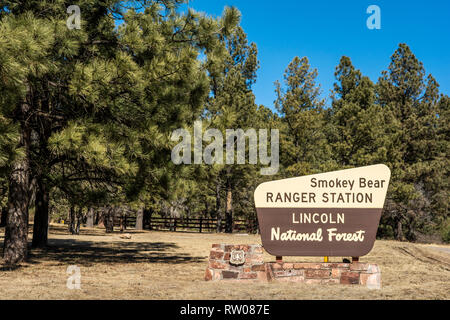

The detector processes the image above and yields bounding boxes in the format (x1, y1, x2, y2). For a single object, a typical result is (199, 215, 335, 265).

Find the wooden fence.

(65, 214, 259, 234)
(143, 217, 258, 234)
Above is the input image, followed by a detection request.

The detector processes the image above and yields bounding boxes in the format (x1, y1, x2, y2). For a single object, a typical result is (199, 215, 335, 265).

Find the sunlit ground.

(0, 224, 449, 299)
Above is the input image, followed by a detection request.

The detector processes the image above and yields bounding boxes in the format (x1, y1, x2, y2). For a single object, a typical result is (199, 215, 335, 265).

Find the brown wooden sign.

(254, 164, 391, 257)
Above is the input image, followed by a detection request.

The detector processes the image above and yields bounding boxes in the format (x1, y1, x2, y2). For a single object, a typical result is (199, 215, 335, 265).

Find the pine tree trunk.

(396, 220, 404, 241)
(104, 207, 114, 233)
(69, 206, 75, 234)
(32, 100, 51, 248)
(32, 177, 49, 248)
(86, 208, 94, 228)
(0, 207, 6, 227)
(119, 209, 124, 232)
(3, 122, 31, 265)
(225, 179, 233, 234)
(94, 211, 99, 225)
(205, 199, 210, 218)
(143, 208, 152, 230)
(215, 179, 222, 233)
(135, 208, 143, 230)
(75, 207, 82, 234)
(96, 208, 104, 227)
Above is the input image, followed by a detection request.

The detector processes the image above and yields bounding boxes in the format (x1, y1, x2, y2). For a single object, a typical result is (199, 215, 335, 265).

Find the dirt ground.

(0, 224, 449, 300)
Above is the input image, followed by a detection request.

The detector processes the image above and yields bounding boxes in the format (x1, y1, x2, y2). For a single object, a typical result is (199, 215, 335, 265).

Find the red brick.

(222, 271, 239, 279)
(340, 272, 360, 285)
(239, 272, 257, 279)
(213, 271, 222, 281)
(360, 272, 381, 289)
(350, 263, 370, 271)
(283, 263, 294, 269)
(251, 264, 265, 272)
(224, 245, 235, 252)
(293, 263, 322, 269)
(228, 264, 244, 271)
(244, 267, 251, 273)
(265, 264, 274, 282)
(224, 253, 230, 260)
(272, 263, 283, 270)
(246, 256, 263, 264)
(305, 269, 331, 279)
(359, 273, 371, 285)
(209, 249, 224, 260)
(204, 268, 213, 281)
(327, 263, 350, 269)
(224, 244, 248, 252)
(238, 245, 250, 252)
(275, 269, 303, 277)
(209, 260, 228, 269)
(212, 244, 223, 249)
(275, 271, 288, 277)
(253, 246, 263, 254)
(331, 268, 341, 279)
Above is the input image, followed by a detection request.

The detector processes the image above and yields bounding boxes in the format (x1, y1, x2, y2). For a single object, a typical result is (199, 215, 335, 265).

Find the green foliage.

(275, 56, 333, 177)
(0, 2, 447, 246)
(328, 56, 391, 167)
(375, 44, 448, 241)
(441, 219, 450, 243)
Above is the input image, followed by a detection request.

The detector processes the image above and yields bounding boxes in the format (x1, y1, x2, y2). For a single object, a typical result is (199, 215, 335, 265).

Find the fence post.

(199, 217, 203, 233)
(174, 218, 177, 232)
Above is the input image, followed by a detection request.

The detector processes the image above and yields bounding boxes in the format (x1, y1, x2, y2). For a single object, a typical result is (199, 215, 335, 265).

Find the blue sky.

(181, 0, 450, 110)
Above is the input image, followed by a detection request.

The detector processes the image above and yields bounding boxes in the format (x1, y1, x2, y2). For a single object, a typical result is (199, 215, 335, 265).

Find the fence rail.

(143, 217, 258, 234)
(61, 214, 258, 234)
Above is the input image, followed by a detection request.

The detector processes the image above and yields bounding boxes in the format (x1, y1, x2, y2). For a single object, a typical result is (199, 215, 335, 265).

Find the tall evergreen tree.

(0, 0, 237, 264)
(328, 56, 390, 167)
(275, 56, 332, 177)
(205, 22, 260, 233)
(376, 43, 445, 240)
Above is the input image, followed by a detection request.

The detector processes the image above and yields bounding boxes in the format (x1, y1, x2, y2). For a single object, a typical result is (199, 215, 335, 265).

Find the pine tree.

(204, 20, 261, 233)
(0, 0, 237, 263)
(275, 56, 332, 177)
(0, 11, 56, 264)
(376, 43, 445, 240)
(328, 56, 390, 167)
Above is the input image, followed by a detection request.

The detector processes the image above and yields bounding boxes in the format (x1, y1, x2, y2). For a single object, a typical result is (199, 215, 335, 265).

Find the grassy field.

(0, 224, 449, 300)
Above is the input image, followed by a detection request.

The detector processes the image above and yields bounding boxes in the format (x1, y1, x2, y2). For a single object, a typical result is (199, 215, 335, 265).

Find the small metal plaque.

(229, 250, 246, 266)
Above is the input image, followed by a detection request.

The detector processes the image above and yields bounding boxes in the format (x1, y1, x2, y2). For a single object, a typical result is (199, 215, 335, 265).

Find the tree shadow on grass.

(24, 238, 205, 267)
(1, 225, 206, 269)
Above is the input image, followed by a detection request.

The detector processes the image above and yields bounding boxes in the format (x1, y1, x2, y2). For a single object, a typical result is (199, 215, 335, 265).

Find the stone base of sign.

(266, 261, 381, 289)
(205, 244, 381, 289)
(205, 244, 267, 282)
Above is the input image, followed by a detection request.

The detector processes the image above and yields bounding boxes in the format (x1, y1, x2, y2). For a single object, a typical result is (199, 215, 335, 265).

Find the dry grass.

(0, 224, 449, 300)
